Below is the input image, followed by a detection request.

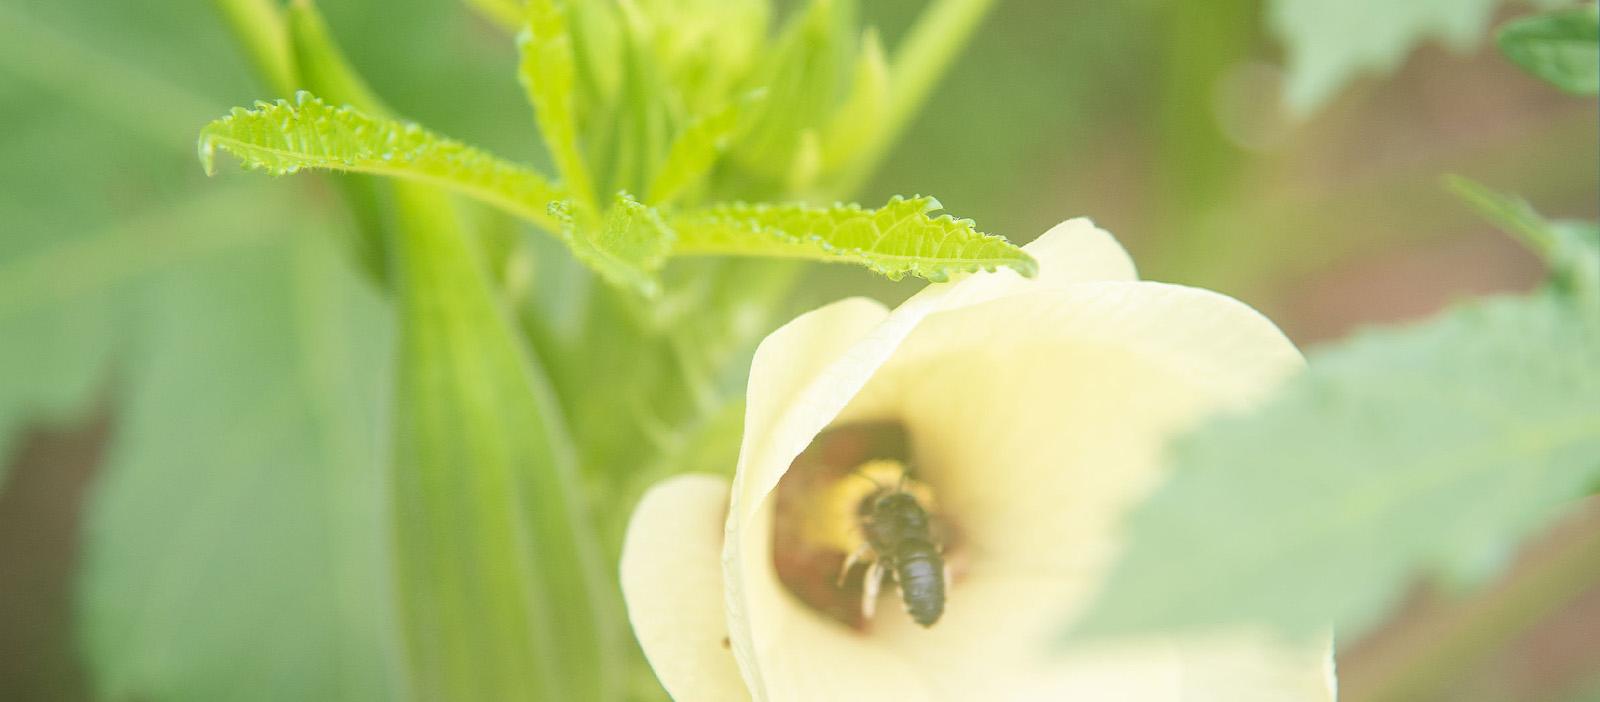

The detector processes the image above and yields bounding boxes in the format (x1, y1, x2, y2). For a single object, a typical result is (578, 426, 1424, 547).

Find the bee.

(839, 463, 946, 628)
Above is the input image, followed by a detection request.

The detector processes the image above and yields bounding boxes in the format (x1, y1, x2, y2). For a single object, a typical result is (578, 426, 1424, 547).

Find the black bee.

(841, 482, 946, 627)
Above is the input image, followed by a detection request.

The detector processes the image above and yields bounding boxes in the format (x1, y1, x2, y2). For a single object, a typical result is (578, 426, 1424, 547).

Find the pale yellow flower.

(621, 220, 1336, 701)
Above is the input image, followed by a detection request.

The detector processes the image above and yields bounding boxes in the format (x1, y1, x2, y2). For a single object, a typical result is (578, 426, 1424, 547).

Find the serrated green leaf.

(388, 183, 617, 701)
(198, 93, 563, 231)
(1498, 5, 1600, 94)
(551, 193, 673, 296)
(1271, 0, 1501, 113)
(1448, 175, 1600, 303)
(519, 0, 595, 210)
(671, 195, 1037, 282)
(1065, 291, 1600, 644)
(645, 90, 765, 206)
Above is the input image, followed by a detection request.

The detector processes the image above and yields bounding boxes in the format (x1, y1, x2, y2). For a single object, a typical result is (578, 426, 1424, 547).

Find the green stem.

(833, 0, 996, 195)
(388, 183, 617, 701)
(211, 0, 296, 94)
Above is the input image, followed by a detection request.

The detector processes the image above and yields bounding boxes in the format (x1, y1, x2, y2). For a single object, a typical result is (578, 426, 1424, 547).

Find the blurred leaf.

(626, 0, 768, 116)
(1066, 291, 1600, 644)
(1497, 4, 1600, 94)
(286, 0, 391, 115)
(79, 229, 396, 702)
(463, 0, 524, 32)
(199, 93, 562, 230)
(820, 29, 889, 182)
(646, 90, 765, 206)
(1448, 175, 1600, 303)
(837, 0, 996, 196)
(552, 193, 674, 296)
(595, 9, 674, 201)
(672, 195, 1037, 281)
(519, 0, 595, 210)
(0, 4, 408, 699)
(0, 188, 275, 481)
(387, 184, 617, 701)
(1272, 0, 1502, 113)
(729, 0, 858, 189)
(560, 1, 624, 124)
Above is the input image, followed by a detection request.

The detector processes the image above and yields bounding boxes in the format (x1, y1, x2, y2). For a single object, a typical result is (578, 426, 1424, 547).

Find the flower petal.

(833, 281, 1324, 699)
(723, 220, 1137, 700)
(621, 474, 748, 702)
(1175, 631, 1337, 700)
(1022, 217, 1138, 286)
(730, 496, 942, 701)
(731, 219, 1135, 525)
(731, 277, 1328, 700)
(852, 281, 1302, 587)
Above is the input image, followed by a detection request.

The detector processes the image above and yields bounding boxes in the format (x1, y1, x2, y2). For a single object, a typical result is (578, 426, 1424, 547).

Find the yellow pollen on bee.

(802, 459, 938, 554)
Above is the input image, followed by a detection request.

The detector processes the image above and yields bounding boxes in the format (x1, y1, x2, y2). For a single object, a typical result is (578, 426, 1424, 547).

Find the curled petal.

(622, 475, 748, 702)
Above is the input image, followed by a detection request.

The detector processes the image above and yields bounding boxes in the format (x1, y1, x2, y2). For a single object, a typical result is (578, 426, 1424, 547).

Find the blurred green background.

(0, 0, 1595, 700)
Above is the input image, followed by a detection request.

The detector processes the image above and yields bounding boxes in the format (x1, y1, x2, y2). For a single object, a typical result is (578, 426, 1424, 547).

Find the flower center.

(772, 421, 960, 631)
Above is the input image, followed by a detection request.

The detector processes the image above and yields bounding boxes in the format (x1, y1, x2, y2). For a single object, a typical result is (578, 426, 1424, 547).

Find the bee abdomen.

(893, 539, 945, 627)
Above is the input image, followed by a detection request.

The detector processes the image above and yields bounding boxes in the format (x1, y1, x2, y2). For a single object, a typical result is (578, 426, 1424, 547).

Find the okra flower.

(621, 220, 1336, 701)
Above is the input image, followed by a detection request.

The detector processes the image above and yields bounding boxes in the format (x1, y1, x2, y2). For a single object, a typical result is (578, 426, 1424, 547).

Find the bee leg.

(836, 543, 872, 586)
(861, 561, 884, 621)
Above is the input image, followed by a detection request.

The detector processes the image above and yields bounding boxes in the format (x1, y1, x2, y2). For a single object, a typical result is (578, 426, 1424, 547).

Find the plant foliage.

(1066, 188, 1600, 644)
(1497, 4, 1600, 95)
(1068, 289, 1600, 643)
(1270, 0, 1536, 113)
(672, 196, 1038, 282)
(199, 93, 563, 229)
